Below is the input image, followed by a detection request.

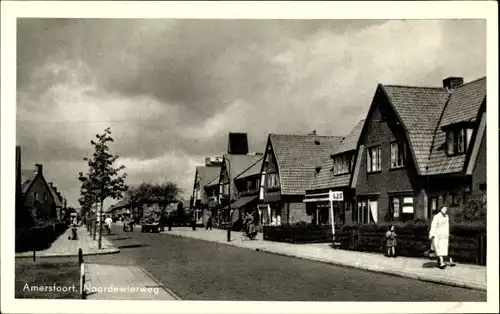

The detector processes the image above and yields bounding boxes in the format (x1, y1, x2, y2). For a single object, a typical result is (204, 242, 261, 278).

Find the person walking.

(104, 215, 113, 235)
(206, 211, 213, 230)
(385, 225, 397, 257)
(429, 205, 456, 269)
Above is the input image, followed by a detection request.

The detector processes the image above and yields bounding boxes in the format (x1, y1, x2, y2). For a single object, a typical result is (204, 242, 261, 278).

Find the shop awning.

(221, 195, 258, 210)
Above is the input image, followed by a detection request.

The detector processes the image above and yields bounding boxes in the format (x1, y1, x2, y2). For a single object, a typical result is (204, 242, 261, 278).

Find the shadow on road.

(422, 261, 438, 268)
(117, 244, 149, 249)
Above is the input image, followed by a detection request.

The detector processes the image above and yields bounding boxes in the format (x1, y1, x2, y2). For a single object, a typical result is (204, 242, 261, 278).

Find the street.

(81, 225, 486, 301)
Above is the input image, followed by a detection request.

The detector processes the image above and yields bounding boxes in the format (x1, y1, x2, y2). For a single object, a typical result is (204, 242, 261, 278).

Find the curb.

(15, 248, 120, 259)
(163, 232, 486, 292)
(140, 268, 182, 300)
(256, 248, 487, 292)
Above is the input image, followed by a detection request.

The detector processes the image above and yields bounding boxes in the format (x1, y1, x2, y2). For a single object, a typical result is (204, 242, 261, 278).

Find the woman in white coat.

(429, 206, 456, 269)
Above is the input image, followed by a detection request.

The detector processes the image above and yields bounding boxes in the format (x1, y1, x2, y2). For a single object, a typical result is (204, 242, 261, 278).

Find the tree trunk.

(98, 197, 104, 250)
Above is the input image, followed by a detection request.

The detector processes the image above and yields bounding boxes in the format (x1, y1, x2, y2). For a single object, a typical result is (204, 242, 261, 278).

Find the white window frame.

(390, 141, 406, 169)
(333, 154, 351, 175)
(367, 146, 381, 173)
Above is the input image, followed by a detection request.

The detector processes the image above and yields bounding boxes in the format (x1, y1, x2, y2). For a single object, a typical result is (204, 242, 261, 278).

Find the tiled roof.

(234, 156, 264, 180)
(426, 77, 486, 175)
(440, 77, 486, 127)
(308, 121, 365, 191)
(196, 165, 221, 189)
(331, 119, 365, 155)
(48, 185, 62, 207)
(382, 85, 450, 174)
(21, 169, 37, 193)
(224, 154, 263, 180)
(270, 134, 343, 195)
(381, 77, 486, 175)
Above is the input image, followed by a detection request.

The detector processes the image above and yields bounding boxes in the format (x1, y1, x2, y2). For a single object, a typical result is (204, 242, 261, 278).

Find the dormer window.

(446, 127, 474, 156)
(333, 154, 351, 175)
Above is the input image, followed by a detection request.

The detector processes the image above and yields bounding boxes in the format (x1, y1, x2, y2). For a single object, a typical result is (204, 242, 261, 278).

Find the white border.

(2, 1, 498, 314)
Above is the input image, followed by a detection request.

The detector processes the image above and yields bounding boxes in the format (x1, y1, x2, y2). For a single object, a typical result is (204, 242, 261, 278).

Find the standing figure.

(429, 206, 456, 269)
(206, 211, 213, 230)
(104, 215, 113, 235)
(385, 225, 397, 257)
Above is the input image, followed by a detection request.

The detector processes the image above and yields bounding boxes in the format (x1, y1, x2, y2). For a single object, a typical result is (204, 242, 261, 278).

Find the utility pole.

(226, 158, 231, 242)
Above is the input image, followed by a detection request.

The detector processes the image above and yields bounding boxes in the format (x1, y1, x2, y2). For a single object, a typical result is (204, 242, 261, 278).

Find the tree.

(125, 181, 182, 219)
(78, 127, 128, 249)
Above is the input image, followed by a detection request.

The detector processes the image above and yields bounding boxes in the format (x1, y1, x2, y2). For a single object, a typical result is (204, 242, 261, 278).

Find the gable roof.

(234, 155, 264, 180)
(440, 77, 486, 127)
(381, 85, 450, 174)
(223, 154, 263, 180)
(195, 165, 222, 189)
(268, 134, 343, 195)
(309, 120, 365, 191)
(21, 169, 38, 194)
(373, 76, 486, 176)
(426, 77, 487, 175)
(48, 184, 63, 207)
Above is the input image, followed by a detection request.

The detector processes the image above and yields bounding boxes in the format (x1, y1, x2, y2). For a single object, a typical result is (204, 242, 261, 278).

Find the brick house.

(192, 157, 222, 224)
(47, 182, 63, 220)
(232, 155, 264, 223)
(304, 120, 364, 226)
(19, 163, 58, 223)
(259, 132, 343, 226)
(353, 76, 486, 223)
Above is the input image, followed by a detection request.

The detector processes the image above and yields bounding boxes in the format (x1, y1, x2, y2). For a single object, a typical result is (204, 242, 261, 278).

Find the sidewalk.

(84, 263, 180, 300)
(15, 226, 120, 258)
(162, 227, 487, 292)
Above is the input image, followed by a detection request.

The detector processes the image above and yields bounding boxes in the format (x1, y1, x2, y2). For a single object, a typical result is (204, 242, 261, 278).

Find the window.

(33, 192, 39, 201)
(223, 183, 229, 195)
(446, 127, 473, 156)
(389, 195, 414, 221)
(333, 154, 351, 175)
(267, 173, 280, 188)
(356, 199, 377, 224)
(367, 146, 381, 173)
(428, 197, 438, 219)
(450, 193, 459, 206)
(390, 142, 406, 169)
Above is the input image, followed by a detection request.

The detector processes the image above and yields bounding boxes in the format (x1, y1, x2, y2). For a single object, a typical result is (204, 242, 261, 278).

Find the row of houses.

(191, 76, 487, 227)
(15, 146, 68, 227)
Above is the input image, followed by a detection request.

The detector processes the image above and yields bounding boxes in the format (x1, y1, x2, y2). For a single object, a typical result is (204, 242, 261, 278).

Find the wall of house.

(355, 97, 425, 222)
(23, 175, 55, 219)
(471, 130, 486, 199)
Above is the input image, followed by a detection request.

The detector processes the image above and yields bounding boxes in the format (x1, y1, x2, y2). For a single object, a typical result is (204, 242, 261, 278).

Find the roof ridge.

(270, 133, 343, 138)
(453, 76, 487, 90)
(234, 155, 264, 180)
(383, 84, 446, 91)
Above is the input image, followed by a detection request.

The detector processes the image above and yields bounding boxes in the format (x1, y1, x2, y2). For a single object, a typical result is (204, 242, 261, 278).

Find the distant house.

(304, 120, 365, 226)
(19, 163, 58, 224)
(259, 132, 343, 226)
(192, 157, 223, 224)
(216, 132, 263, 224)
(233, 155, 264, 223)
(47, 182, 63, 220)
(353, 76, 486, 223)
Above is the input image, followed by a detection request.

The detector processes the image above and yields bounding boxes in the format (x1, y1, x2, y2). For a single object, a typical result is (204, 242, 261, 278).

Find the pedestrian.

(429, 205, 456, 269)
(206, 211, 213, 230)
(191, 212, 197, 231)
(385, 225, 397, 257)
(104, 215, 113, 235)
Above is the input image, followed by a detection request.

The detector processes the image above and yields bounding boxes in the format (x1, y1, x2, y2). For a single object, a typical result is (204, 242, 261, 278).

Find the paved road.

(82, 225, 486, 301)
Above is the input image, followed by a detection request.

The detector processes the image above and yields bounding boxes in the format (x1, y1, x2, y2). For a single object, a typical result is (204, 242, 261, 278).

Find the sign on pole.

(328, 191, 344, 241)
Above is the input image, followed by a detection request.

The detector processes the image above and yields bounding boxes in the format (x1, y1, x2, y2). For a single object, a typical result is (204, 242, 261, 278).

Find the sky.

(16, 19, 486, 210)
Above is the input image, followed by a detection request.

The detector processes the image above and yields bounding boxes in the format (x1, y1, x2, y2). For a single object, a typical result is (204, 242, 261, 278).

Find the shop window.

(428, 197, 438, 219)
(390, 141, 406, 169)
(450, 193, 459, 206)
(367, 146, 381, 173)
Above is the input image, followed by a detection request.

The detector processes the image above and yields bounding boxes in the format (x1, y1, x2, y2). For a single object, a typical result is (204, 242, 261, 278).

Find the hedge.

(263, 220, 486, 265)
(15, 221, 69, 252)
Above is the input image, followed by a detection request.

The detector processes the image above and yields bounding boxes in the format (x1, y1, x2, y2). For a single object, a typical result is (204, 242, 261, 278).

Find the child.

(385, 225, 397, 257)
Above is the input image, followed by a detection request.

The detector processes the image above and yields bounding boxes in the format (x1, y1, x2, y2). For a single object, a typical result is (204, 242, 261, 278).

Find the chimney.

(227, 133, 249, 155)
(48, 182, 54, 189)
(35, 164, 43, 174)
(443, 77, 464, 91)
(205, 157, 211, 166)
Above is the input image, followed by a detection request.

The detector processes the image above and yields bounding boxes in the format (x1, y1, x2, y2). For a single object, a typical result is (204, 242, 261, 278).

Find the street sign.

(328, 191, 344, 201)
